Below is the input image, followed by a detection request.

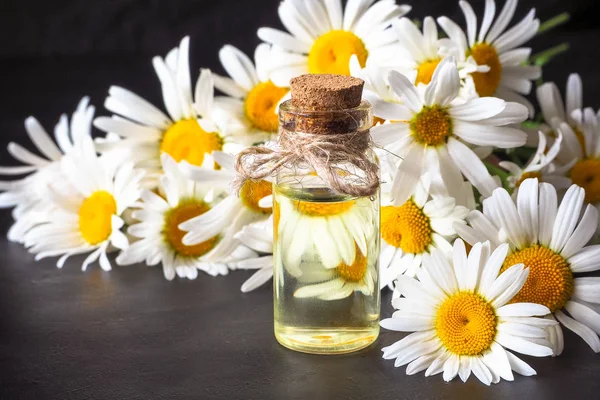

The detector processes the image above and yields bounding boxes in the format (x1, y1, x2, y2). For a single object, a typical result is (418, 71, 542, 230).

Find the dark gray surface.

(1, 0, 600, 398)
(1, 236, 599, 400)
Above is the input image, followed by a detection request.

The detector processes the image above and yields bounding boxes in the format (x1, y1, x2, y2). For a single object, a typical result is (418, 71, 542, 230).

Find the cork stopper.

(281, 74, 370, 135)
(290, 74, 364, 111)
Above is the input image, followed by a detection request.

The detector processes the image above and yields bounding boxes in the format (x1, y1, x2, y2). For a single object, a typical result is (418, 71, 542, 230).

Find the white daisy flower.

(94, 36, 242, 188)
(389, 16, 488, 90)
(275, 188, 375, 273)
(380, 175, 469, 286)
(500, 131, 572, 193)
(535, 74, 600, 209)
(437, 0, 541, 113)
(177, 152, 273, 252)
(258, 0, 411, 86)
(381, 239, 555, 385)
(294, 237, 379, 301)
(535, 73, 583, 151)
(233, 216, 275, 293)
(370, 57, 528, 204)
(272, 186, 379, 300)
(214, 44, 289, 142)
(0, 97, 95, 243)
(22, 127, 143, 271)
(455, 178, 600, 355)
(560, 108, 600, 210)
(116, 154, 254, 280)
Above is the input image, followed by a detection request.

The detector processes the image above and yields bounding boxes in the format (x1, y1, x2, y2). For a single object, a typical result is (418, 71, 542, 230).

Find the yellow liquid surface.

(273, 185, 380, 354)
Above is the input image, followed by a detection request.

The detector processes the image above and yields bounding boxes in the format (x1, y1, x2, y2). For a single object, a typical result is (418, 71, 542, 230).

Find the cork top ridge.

(289, 74, 364, 111)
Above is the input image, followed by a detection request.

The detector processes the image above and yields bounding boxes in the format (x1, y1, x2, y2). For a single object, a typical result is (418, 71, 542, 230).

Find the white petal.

(24, 117, 62, 161)
(105, 86, 171, 129)
(388, 70, 423, 113)
(241, 266, 274, 293)
(573, 277, 600, 304)
(498, 322, 548, 339)
(470, 356, 493, 386)
(497, 303, 551, 317)
(372, 101, 412, 121)
(555, 310, 600, 352)
(486, 263, 526, 305)
(564, 301, 600, 335)
(459, 0, 477, 47)
(294, 279, 344, 298)
(449, 97, 506, 121)
(257, 28, 310, 53)
(442, 354, 460, 382)
(370, 123, 410, 147)
(570, 245, 600, 273)
(424, 57, 459, 107)
(538, 182, 558, 247)
(478, 0, 497, 42)
(219, 45, 259, 91)
(550, 185, 585, 253)
(479, 243, 509, 295)
(566, 73, 583, 117)
(488, 187, 527, 248)
(390, 143, 425, 206)
(561, 205, 598, 259)
(504, 350, 536, 376)
(452, 239, 469, 291)
(495, 332, 553, 357)
(447, 138, 499, 198)
(452, 121, 526, 148)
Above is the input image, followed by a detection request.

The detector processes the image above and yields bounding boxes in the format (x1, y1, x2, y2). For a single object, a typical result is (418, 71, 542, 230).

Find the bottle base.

(274, 324, 380, 355)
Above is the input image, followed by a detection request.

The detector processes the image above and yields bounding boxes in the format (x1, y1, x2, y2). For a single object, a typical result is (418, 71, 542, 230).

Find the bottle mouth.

(278, 100, 372, 134)
(279, 99, 371, 115)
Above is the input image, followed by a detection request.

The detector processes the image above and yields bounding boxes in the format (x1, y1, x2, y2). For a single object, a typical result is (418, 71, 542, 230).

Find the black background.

(1, 1, 600, 399)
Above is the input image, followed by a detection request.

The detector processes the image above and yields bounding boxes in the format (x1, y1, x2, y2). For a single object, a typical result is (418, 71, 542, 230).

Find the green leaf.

(538, 12, 571, 35)
(531, 43, 570, 67)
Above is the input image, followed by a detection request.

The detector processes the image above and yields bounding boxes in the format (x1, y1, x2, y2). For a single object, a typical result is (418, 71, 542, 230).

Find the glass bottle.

(273, 75, 380, 354)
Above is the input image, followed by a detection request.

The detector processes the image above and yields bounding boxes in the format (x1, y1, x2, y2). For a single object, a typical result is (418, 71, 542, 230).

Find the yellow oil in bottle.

(273, 184, 380, 354)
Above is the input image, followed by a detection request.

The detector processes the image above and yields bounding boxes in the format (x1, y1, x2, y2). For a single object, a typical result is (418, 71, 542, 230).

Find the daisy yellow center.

(337, 244, 368, 282)
(435, 292, 497, 356)
(468, 43, 502, 97)
(501, 245, 573, 313)
(381, 200, 432, 254)
(240, 180, 273, 214)
(410, 105, 452, 146)
(78, 191, 117, 245)
(415, 58, 442, 85)
(160, 119, 223, 167)
(570, 159, 600, 203)
(245, 81, 288, 133)
(308, 30, 368, 75)
(163, 200, 219, 257)
(516, 171, 542, 188)
(293, 199, 355, 217)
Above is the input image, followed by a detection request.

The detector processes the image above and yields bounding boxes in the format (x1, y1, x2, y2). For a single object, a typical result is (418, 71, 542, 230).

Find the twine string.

(233, 129, 379, 197)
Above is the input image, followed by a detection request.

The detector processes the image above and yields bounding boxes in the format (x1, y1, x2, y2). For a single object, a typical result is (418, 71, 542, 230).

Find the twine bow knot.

(233, 129, 380, 197)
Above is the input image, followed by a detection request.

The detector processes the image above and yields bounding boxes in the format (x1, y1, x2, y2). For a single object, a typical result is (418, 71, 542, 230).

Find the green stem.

(538, 12, 571, 35)
(531, 42, 570, 67)
(521, 120, 541, 130)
